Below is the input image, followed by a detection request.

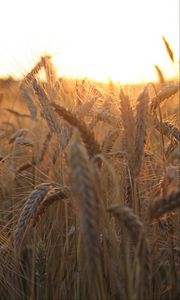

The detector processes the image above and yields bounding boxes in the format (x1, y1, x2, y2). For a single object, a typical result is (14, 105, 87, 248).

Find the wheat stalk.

(16, 162, 33, 175)
(120, 89, 135, 170)
(150, 84, 179, 111)
(9, 128, 30, 144)
(38, 131, 52, 163)
(41, 55, 57, 85)
(154, 117, 180, 143)
(108, 204, 151, 299)
(5, 108, 31, 118)
(68, 130, 100, 277)
(31, 186, 70, 227)
(165, 140, 178, 157)
(149, 190, 180, 220)
(133, 86, 149, 177)
(20, 83, 37, 119)
(154, 65, 165, 85)
(23, 58, 43, 84)
(107, 205, 144, 243)
(14, 137, 34, 147)
(12, 183, 54, 248)
(92, 109, 119, 127)
(102, 128, 119, 156)
(35, 239, 46, 284)
(33, 79, 61, 134)
(52, 102, 101, 159)
(75, 96, 97, 118)
(162, 36, 174, 63)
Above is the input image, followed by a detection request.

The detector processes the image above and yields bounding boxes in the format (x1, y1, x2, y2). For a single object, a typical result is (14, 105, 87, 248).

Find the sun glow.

(0, 0, 179, 83)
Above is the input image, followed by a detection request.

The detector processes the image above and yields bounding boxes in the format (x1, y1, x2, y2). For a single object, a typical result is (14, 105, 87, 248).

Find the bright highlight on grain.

(0, 0, 179, 83)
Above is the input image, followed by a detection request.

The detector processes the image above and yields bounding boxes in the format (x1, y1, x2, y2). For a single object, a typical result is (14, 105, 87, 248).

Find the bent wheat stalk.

(12, 183, 54, 248)
(31, 186, 70, 227)
(107, 205, 145, 244)
(150, 84, 179, 111)
(16, 162, 33, 175)
(52, 102, 101, 159)
(149, 190, 180, 220)
(9, 128, 30, 144)
(153, 117, 180, 143)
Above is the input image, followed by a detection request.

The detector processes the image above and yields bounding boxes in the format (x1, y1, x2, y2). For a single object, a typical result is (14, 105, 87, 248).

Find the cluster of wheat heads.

(0, 50, 180, 300)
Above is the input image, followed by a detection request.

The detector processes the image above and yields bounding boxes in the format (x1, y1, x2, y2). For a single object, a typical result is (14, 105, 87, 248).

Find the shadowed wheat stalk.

(68, 130, 100, 282)
(107, 204, 146, 247)
(9, 128, 30, 144)
(16, 162, 33, 175)
(38, 131, 53, 163)
(107, 204, 151, 300)
(31, 186, 70, 227)
(14, 137, 34, 147)
(149, 190, 180, 220)
(5, 108, 31, 118)
(120, 88, 135, 170)
(12, 183, 54, 248)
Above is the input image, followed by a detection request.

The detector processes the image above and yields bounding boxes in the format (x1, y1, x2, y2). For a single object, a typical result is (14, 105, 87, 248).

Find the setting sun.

(0, 0, 179, 83)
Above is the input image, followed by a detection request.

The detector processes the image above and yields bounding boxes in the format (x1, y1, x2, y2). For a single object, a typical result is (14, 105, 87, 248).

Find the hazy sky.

(0, 0, 179, 83)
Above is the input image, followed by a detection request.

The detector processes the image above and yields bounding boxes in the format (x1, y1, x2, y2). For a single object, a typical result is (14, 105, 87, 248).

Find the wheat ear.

(154, 117, 180, 143)
(150, 84, 179, 111)
(12, 183, 53, 247)
(32, 79, 61, 134)
(162, 36, 174, 63)
(102, 128, 119, 156)
(52, 102, 101, 159)
(108, 204, 151, 299)
(16, 162, 33, 175)
(149, 190, 180, 220)
(120, 89, 135, 170)
(31, 186, 70, 227)
(41, 55, 57, 85)
(68, 130, 100, 276)
(133, 86, 149, 177)
(38, 131, 52, 163)
(75, 96, 97, 118)
(20, 83, 37, 119)
(9, 128, 30, 144)
(154, 65, 165, 85)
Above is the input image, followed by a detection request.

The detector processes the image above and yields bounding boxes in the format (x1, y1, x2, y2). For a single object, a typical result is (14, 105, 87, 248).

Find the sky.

(0, 0, 179, 83)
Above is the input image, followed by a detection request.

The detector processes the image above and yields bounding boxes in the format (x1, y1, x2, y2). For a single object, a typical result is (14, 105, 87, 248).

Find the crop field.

(0, 44, 179, 300)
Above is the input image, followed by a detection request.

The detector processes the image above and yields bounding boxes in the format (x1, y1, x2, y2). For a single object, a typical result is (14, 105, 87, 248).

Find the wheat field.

(0, 41, 180, 300)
